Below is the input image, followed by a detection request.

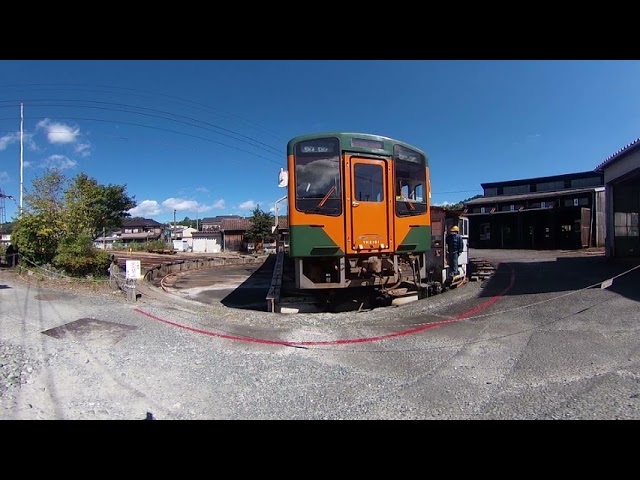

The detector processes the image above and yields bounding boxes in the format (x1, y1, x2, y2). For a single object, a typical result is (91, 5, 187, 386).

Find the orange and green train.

(285, 132, 431, 291)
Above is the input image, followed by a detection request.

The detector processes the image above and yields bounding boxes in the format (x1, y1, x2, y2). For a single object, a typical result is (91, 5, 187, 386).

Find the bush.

(53, 235, 111, 277)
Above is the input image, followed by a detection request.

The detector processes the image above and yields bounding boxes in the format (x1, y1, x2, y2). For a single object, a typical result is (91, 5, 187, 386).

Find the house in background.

(195, 215, 259, 253)
(201, 215, 243, 232)
(595, 137, 640, 258)
(274, 215, 289, 252)
(93, 231, 120, 250)
(464, 171, 605, 250)
(171, 226, 198, 251)
(191, 229, 223, 253)
(117, 218, 168, 246)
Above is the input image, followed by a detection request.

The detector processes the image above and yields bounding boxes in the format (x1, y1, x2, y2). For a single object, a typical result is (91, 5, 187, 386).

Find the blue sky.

(1, 60, 639, 225)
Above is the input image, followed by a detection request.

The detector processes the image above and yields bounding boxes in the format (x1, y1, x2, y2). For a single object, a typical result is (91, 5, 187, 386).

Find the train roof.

(287, 132, 428, 160)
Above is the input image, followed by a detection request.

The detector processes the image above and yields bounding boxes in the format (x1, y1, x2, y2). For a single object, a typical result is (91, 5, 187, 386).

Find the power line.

(0, 83, 287, 141)
(0, 99, 283, 156)
(26, 115, 285, 167)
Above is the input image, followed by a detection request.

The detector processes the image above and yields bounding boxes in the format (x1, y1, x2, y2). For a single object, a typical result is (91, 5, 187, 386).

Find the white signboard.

(125, 260, 141, 279)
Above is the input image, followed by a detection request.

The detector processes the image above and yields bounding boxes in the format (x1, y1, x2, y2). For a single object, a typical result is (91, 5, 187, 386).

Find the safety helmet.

(451, 226, 459, 232)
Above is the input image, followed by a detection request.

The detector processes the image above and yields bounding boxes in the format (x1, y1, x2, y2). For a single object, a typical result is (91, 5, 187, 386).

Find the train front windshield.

(394, 145, 427, 216)
(294, 137, 342, 216)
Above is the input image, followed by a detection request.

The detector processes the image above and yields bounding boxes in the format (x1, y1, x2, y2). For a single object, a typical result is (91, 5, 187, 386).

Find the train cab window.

(354, 164, 383, 202)
(294, 137, 342, 216)
(394, 160, 427, 216)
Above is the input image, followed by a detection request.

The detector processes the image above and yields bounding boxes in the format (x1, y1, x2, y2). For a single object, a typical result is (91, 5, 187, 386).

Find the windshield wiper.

(316, 185, 336, 209)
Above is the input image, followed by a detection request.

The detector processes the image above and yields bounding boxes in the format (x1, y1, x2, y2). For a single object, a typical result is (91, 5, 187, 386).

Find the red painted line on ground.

(134, 267, 516, 347)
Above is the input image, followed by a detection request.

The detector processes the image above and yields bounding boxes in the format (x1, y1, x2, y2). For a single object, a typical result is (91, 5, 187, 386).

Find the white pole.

(19, 103, 24, 216)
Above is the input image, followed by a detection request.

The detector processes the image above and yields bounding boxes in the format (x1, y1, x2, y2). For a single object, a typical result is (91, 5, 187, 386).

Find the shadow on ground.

(478, 255, 640, 301)
(220, 254, 277, 310)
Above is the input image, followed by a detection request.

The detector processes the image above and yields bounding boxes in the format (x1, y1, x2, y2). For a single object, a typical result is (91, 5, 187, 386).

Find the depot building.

(463, 137, 639, 258)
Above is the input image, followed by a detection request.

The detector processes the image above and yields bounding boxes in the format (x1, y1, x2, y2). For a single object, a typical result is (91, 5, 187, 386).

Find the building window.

(564, 197, 589, 207)
(537, 181, 564, 192)
(480, 223, 490, 240)
(571, 176, 602, 188)
(503, 184, 530, 195)
(484, 187, 498, 197)
(614, 212, 639, 237)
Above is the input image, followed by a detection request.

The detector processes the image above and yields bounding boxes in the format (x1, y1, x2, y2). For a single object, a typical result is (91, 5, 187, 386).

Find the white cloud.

(1, 132, 41, 152)
(514, 133, 542, 146)
(129, 198, 226, 217)
(35, 119, 92, 157)
(37, 119, 80, 144)
(0, 133, 19, 150)
(239, 200, 257, 210)
(74, 143, 92, 157)
(41, 154, 77, 170)
(193, 199, 225, 212)
(23, 161, 33, 168)
(195, 187, 209, 193)
(128, 200, 162, 217)
(0, 171, 9, 183)
(434, 201, 453, 207)
(162, 198, 200, 211)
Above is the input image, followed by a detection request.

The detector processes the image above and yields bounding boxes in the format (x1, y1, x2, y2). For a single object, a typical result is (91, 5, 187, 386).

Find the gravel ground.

(2, 249, 638, 420)
(0, 269, 122, 413)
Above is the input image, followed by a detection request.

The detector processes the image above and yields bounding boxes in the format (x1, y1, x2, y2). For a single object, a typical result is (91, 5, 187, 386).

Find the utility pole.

(173, 209, 177, 240)
(19, 103, 23, 216)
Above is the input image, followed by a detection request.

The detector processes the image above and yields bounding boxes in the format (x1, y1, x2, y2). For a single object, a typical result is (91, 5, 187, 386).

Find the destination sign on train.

(301, 144, 334, 153)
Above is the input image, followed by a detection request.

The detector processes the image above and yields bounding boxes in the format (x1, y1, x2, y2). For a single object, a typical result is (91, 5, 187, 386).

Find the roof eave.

(595, 137, 640, 171)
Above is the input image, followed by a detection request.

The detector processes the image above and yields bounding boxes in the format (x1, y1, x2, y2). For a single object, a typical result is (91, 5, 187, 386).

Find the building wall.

(602, 152, 640, 258)
(223, 233, 245, 252)
(467, 193, 602, 250)
(603, 150, 640, 184)
(595, 190, 606, 248)
(192, 238, 222, 253)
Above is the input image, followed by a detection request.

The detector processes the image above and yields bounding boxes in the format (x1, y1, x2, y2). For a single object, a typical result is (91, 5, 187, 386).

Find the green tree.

(12, 169, 137, 271)
(0, 221, 16, 234)
(245, 205, 274, 252)
(445, 194, 484, 210)
(11, 169, 67, 264)
(178, 216, 200, 229)
(65, 173, 136, 238)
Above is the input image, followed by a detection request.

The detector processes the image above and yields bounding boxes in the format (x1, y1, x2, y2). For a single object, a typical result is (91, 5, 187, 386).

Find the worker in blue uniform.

(445, 225, 464, 279)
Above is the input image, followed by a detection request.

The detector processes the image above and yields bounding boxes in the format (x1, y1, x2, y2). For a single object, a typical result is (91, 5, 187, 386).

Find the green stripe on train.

(289, 225, 431, 256)
(289, 225, 343, 257)
(397, 225, 431, 252)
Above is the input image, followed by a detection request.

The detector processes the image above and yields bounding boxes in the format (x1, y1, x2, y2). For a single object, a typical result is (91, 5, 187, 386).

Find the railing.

(265, 250, 284, 313)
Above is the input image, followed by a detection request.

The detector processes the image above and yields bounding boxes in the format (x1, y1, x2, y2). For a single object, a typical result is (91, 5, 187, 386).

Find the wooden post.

(126, 278, 137, 301)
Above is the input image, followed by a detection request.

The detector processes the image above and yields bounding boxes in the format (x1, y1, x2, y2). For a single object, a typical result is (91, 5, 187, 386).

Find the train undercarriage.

(271, 251, 464, 313)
